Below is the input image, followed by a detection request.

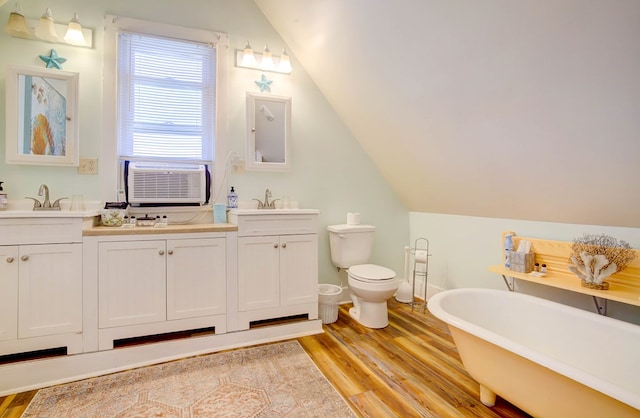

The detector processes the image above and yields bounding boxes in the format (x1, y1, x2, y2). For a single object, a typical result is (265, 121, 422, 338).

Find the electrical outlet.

(78, 158, 98, 175)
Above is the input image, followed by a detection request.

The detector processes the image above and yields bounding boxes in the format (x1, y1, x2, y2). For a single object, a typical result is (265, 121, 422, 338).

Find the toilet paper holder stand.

(410, 237, 431, 312)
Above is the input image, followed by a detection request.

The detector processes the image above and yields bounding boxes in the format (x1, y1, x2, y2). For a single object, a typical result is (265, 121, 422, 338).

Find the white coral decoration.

(568, 251, 618, 285)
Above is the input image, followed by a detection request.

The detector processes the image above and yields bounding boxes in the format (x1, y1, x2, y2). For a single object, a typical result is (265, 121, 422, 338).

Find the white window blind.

(117, 32, 216, 163)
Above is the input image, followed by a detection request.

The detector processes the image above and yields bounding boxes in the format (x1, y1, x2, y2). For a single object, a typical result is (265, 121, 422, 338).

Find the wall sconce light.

(63, 13, 87, 46)
(241, 41, 257, 67)
(35, 8, 58, 42)
(5, 3, 31, 39)
(260, 45, 275, 71)
(4, 3, 93, 48)
(236, 41, 293, 74)
(278, 49, 293, 74)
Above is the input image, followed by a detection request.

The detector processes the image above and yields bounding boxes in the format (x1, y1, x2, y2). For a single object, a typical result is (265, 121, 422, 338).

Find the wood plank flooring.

(0, 299, 530, 417)
(298, 299, 531, 418)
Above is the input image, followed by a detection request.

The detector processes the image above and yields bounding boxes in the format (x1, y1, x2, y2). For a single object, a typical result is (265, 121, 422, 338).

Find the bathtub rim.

(427, 287, 640, 410)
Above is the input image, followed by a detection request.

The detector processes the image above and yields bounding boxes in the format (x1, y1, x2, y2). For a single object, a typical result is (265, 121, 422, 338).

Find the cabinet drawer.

(0, 218, 83, 245)
(234, 214, 318, 237)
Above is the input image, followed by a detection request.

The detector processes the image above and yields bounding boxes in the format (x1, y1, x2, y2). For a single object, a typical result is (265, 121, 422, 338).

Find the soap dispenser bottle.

(227, 186, 238, 209)
(0, 181, 7, 210)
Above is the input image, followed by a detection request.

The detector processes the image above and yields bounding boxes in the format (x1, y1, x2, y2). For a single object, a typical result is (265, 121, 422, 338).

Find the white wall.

(257, 0, 640, 228)
(0, 0, 409, 285)
(411, 212, 640, 324)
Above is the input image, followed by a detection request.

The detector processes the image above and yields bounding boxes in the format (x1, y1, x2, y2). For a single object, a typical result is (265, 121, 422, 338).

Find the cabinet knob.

(159, 250, 165, 256)
(168, 250, 174, 255)
(273, 243, 279, 248)
(21, 255, 29, 261)
(6, 257, 14, 263)
(282, 243, 287, 249)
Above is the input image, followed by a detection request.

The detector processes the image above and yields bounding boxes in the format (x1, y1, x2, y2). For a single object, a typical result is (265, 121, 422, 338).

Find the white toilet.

(327, 224, 398, 328)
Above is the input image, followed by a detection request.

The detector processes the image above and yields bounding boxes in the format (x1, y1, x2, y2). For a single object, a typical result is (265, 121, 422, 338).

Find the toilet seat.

(348, 264, 396, 283)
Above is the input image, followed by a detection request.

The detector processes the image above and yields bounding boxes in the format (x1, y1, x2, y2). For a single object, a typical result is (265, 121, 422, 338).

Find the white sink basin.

(0, 209, 100, 218)
(229, 208, 319, 215)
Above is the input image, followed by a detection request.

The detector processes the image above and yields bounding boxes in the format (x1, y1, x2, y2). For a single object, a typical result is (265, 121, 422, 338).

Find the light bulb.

(241, 40, 257, 67)
(278, 48, 293, 73)
(35, 8, 58, 42)
(260, 45, 275, 71)
(64, 13, 87, 46)
(5, 3, 32, 39)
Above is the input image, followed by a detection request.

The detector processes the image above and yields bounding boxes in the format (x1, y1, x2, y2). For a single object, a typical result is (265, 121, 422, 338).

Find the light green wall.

(0, 0, 409, 284)
(410, 212, 640, 324)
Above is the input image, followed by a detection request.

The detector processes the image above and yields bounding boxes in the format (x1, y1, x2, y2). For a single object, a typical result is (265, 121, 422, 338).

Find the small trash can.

(318, 284, 342, 324)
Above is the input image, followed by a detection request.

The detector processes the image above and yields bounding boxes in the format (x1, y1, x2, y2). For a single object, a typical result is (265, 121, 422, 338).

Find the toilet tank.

(327, 224, 375, 269)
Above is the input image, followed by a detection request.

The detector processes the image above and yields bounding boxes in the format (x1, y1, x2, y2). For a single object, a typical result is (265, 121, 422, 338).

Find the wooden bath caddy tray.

(488, 232, 640, 315)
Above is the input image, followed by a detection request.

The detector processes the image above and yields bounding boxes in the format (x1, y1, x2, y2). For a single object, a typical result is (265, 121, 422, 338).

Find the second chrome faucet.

(253, 188, 279, 209)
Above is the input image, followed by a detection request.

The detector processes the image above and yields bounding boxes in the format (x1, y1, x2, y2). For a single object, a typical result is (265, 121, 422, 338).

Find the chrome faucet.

(26, 184, 67, 211)
(39, 184, 50, 208)
(253, 188, 279, 209)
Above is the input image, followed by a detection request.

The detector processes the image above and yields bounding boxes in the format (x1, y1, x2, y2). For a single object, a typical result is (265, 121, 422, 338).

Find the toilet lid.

(348, 264, 396, 282)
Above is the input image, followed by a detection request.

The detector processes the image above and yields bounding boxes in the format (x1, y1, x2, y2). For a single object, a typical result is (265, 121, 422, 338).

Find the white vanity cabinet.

(166, 238, 227, 321)
(98, 238, 226, 327)
(0, 219, 326, 396)
(0, 245, 18, 343)
(238, 234, 318, 311)
(229, 209, 319, 330)
(86, 232, 229, 350)
(0, 217, 85, 357)
(98, 240, 167, 328)
(17, 244, 83, 339)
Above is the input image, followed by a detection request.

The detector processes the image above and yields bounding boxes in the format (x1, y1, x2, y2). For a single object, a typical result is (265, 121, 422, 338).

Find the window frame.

(102, 15, 229, 203)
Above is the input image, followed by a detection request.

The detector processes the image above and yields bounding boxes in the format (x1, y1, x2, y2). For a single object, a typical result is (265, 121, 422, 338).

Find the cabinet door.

(98, 240, 166, 328)
(280, 234, 318, 306)
(166, 238, 226, 320)
(0, 246, 19, 342)
(18, 243, 83, 338)
(237, 236, 280, 311)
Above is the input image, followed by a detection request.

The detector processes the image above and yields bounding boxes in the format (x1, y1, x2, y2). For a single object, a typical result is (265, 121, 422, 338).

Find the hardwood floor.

(0, 391, 35, 418)
(0, 299, 530, 417)
(298, 299, 531, 418)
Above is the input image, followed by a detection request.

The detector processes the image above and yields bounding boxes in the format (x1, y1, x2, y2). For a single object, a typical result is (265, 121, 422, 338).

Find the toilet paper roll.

(347, 212, 360, 225)
(415, 249, 428, 264)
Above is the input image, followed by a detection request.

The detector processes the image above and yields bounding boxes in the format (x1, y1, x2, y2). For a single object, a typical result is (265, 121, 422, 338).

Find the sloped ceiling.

(254, 0, 640, 228)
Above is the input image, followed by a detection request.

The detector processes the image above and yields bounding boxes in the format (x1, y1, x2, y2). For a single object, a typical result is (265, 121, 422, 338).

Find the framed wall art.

(5, 64, 79, 166)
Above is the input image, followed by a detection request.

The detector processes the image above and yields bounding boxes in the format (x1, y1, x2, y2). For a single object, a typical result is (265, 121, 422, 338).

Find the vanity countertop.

(83, 223, 237, 236)
(0, 210, 101, 218)
(228, 208, 320, 215)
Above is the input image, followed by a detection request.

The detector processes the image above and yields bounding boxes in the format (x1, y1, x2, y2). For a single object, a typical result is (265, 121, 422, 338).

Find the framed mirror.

(5, 64, 79, 166)
(246, 92, 290, 171)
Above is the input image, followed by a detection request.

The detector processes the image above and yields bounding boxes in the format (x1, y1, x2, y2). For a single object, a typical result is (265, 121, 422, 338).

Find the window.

(103, 16, 228, 201)
(117, 32, 215, 163)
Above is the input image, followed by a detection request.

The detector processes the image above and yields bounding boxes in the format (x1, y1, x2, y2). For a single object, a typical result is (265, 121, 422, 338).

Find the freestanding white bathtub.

(427, 288, 640, 418)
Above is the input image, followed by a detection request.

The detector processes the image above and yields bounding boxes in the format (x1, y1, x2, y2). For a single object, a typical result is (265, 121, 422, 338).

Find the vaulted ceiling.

(254, 0, 640, 228)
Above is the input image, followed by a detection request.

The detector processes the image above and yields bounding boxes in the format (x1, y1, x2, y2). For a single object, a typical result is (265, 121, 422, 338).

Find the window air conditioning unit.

(125, 161, 210, 206)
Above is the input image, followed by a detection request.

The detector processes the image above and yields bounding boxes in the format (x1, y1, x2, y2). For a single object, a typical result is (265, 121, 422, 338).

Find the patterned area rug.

(22, 341, 355, 417)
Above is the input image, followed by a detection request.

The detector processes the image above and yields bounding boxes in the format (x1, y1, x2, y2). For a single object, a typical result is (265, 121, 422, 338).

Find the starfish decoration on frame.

(255, 74, 273, 92)
(39, 49, 67, 69)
